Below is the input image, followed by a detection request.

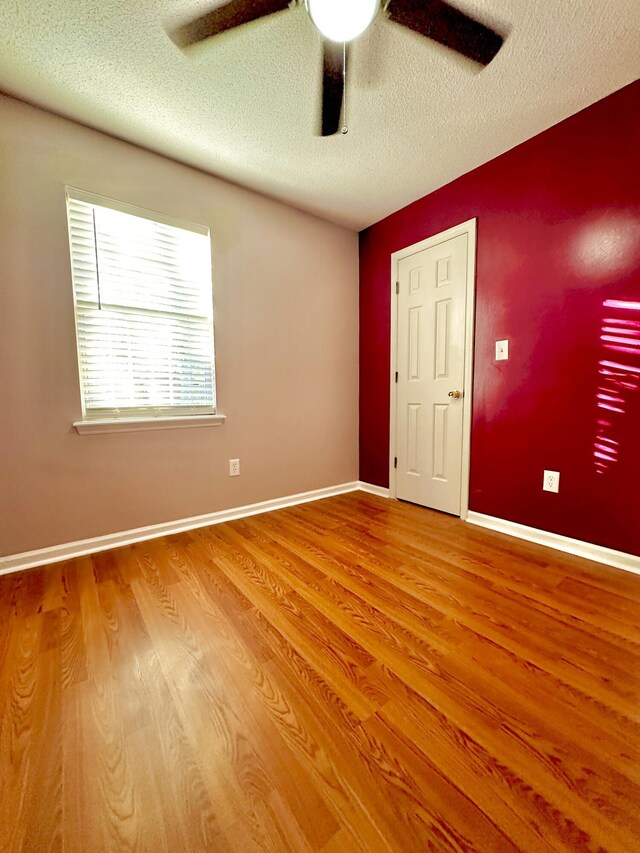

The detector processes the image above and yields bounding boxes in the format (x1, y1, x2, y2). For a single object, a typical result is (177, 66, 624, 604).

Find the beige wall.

(0, 96, 359, 557)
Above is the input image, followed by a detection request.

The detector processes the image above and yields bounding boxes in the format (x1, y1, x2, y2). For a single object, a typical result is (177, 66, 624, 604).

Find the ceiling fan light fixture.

(307, 0, 379, 43)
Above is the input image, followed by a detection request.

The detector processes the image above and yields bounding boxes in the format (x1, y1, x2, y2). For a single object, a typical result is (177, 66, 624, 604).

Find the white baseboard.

(14, 486, 634, 580)
(357, 481, 391, 498)
(466, 511, 640, 576)
(0, 481, 361, 576)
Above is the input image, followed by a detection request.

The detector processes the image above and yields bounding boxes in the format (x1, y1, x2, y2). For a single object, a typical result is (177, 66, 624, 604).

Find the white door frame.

(389, 218, 477, 519)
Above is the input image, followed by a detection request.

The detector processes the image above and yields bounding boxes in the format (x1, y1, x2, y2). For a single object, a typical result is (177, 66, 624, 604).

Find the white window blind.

(66, 189, 216, 420)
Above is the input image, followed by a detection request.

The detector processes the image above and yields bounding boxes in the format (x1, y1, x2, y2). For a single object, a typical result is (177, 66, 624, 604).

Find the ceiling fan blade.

(172, 0, 291, 48)
(387, 0, 503, 66)
(321, 41, 346, 137)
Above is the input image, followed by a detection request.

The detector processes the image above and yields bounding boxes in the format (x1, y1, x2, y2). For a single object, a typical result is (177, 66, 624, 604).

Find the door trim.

(389, 218, 477, 519)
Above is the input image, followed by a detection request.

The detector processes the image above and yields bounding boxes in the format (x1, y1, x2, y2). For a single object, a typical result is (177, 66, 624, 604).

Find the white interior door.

(395, 232, 469, 515)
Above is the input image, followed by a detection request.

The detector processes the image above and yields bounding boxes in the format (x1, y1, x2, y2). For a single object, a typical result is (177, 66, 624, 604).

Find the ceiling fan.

(171, 0, 505, 137)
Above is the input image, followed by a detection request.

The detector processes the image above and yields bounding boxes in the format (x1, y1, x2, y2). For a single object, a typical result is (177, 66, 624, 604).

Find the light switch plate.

(495, 340, 509, 361)
(543, 470, 560, 493)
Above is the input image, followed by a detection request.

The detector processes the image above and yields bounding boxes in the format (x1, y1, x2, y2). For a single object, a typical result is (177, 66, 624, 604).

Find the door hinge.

(395, 371, 398, 383)
(395, 281, 399, 295)
(394, 457, 397, 469)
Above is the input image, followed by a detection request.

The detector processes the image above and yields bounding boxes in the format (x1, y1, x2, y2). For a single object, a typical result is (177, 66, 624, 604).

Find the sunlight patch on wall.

(593, 299, 640, 474)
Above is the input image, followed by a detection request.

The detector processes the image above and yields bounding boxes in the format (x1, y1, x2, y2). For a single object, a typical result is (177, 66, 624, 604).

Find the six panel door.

(395, 233, 468, 514)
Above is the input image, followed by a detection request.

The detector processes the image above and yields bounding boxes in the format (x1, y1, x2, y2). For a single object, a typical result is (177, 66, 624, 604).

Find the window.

(66, 188, 220, 431)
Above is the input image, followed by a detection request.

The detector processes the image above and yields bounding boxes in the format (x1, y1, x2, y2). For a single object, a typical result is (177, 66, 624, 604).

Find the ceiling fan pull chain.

(341, 42, 348, 134)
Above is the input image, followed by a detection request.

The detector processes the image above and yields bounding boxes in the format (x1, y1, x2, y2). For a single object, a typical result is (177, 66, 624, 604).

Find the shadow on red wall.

(359, 80, 640, 557)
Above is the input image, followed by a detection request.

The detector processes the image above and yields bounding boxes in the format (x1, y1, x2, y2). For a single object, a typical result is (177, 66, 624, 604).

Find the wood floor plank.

(238, 521, 640, 848)
(19, 644, 63, 853)
(166, 580, 341, 850)
(0, 615, 43, 852)
(1, 493, 639, 851)
(206, 526, 387, 722)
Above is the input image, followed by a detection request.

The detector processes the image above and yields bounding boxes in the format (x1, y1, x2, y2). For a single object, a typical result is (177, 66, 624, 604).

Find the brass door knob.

(448, 390, 462, 399)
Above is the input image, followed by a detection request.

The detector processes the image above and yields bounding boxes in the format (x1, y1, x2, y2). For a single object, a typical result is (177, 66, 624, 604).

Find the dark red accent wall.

(359, 80, 640, 557)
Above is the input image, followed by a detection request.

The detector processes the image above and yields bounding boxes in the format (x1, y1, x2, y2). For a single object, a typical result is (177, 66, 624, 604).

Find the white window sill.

(73, 414, 226, 435)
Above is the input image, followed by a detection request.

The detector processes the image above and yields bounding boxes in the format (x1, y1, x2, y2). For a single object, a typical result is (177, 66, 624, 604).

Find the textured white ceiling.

(0, 0, 638, 230)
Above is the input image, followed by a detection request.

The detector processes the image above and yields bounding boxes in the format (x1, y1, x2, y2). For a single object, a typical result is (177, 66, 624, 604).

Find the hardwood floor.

(1, 493, 639, 852)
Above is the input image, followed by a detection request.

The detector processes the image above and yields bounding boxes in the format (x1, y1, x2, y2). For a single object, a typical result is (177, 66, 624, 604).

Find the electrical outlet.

(229, 458, 240, 477)
(495, 340, 509, 361)
(543, 470, 560, 493)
